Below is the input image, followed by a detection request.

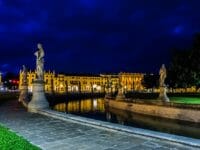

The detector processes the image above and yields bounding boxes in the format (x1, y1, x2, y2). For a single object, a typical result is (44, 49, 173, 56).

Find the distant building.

(119, 72, 144, 92)
(19, 70, 144, 93)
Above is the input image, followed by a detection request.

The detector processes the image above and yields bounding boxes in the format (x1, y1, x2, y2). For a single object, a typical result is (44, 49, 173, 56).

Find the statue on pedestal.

(34, 43, 44, 80)
(116, 75, 125, 100)
(19, 65, 29, 105)
(158, 64, 169, 102)
(159, 64, 167, 87)
(105, 75, 113, 98)
(21, 65, 28, 85)
(28, 43, 49, 112)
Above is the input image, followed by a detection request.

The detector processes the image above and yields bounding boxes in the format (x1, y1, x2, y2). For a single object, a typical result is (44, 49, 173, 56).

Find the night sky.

(0, 0, 200, 75)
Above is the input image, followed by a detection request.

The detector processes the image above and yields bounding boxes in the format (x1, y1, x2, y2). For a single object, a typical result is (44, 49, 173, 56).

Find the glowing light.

(60, 84, 64, 88)
(93, 84, 97, 88)
(97, 86, 101, 91)
(93, 99, 97, 109)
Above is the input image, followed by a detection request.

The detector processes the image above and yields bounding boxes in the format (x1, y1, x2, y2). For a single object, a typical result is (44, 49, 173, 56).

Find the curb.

(37, 109, 200, 148)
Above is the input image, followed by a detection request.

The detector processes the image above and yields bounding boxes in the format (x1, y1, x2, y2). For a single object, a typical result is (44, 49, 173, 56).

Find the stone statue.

(158, 64, 169, 102)
(116, 75, 125, 100)
(34, 43, 44, 80)
(21, 65, 27, 85)
(19, 65, 29, 105)
(28, 43, 49, 112)
(159, 64, 167, 87)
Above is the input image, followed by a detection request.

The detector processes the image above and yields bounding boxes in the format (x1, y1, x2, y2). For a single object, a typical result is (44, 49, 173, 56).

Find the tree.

(168, 33, 200, 88)
(142, 74, 159, 91)
(168, 49, 189, 88)
(190, 33, 200, 87)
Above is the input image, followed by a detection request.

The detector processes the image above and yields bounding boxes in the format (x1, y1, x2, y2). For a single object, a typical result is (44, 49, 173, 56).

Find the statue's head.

(37, 43, 43, 49)
(22, 65, 27, 72)
(162, 64, 165, 68)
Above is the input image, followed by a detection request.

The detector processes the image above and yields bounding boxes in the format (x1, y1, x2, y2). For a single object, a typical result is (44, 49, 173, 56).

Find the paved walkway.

(0, 99, 198, 150)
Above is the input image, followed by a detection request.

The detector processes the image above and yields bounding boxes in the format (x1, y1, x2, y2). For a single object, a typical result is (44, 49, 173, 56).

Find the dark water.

(53, 98, 200, 139)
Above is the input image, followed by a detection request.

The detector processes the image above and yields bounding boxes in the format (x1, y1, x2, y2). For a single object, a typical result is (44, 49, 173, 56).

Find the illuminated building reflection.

(53, 98, 200, 139)
(54, 98, 105, 113)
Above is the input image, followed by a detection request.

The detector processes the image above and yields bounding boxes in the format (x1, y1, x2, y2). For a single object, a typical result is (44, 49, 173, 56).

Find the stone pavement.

(0, 99, 199, 150)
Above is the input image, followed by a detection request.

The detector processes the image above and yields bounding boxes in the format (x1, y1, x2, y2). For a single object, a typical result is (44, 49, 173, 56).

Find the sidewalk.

(0, 99, 198, 150)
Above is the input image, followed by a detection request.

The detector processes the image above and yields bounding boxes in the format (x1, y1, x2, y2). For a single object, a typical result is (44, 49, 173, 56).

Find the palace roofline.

(24, 70, 144, 77)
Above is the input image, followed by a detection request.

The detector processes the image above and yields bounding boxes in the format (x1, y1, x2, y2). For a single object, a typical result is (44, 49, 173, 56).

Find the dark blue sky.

(0, 0, 199, 74)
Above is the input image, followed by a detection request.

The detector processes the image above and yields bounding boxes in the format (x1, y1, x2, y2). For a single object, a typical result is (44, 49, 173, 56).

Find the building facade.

(19, 70, 144, 93)
(119, 72, 144, 92)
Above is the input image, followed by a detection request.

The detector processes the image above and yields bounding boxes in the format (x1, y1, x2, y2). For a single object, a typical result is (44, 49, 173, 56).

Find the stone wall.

(106, 99, 200, 123)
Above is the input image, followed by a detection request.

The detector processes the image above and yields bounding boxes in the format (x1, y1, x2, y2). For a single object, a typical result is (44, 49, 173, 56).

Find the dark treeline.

(142, 33, 200, 89)
(167, 33, 200, 89)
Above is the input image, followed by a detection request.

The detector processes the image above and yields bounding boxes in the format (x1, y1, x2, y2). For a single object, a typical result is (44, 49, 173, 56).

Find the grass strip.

(0, 124, 41, 150)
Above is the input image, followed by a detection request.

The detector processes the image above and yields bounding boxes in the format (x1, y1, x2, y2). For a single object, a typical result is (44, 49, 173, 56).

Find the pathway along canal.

(53, 98, 200, 139)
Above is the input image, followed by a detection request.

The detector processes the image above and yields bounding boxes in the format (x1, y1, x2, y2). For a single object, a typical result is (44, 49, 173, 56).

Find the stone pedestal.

(158, 86, 169, 102)
(19, 84, 28, 102)
(19, 84, 29, 107)
(28, 80, 49, 113)
(116, 89, 125, 101)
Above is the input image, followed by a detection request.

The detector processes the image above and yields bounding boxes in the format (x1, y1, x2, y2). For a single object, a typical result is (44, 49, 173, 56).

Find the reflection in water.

(53, 98, 200, 139)
(106, 112, 111, 122)
(54, 99, 104, 113)
(106, 107, 200, 139)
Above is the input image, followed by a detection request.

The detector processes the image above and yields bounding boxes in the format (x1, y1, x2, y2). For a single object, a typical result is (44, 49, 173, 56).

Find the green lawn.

(0, 124, 40, 150)
(170, 97, 200, 104)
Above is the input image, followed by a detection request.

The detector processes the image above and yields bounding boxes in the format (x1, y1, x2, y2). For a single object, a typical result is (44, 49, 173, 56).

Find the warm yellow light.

(60, 84, 63, 88)
(93, 84, 97, 88)
(97, 86, 101, 91)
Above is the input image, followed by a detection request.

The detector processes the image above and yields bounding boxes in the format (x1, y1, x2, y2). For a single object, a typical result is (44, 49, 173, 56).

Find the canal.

(53, 98, 200, 139)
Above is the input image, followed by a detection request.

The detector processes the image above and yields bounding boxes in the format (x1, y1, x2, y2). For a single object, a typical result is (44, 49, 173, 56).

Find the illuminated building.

(119, 72, 144, 91)
(19, 70, 144, 93)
